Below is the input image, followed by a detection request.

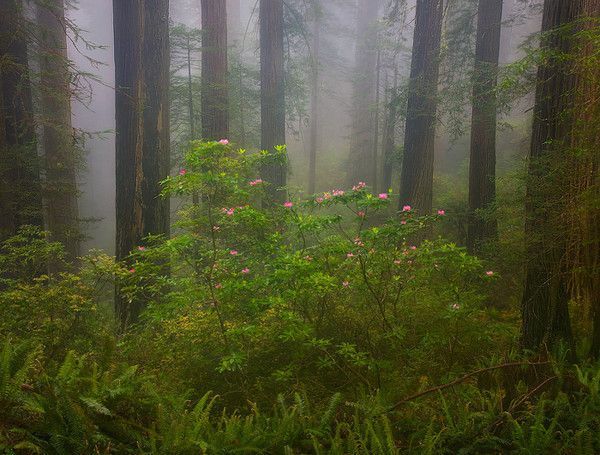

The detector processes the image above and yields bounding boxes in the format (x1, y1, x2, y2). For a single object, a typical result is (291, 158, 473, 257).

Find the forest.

(0, 0, 599, 453)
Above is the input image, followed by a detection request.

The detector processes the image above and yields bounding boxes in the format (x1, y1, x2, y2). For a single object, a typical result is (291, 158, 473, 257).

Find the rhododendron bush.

(119, 141, 512, 404)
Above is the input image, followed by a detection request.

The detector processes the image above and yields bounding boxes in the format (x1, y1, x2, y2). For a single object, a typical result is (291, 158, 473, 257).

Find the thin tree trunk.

(399, 0, 444, 214)
(114, 0, 170, 328)
(308, 12, 321, 195)
(521, 0, 579, 353)
(0, 0, 43, 240)
(201, 0, 228, 141)
(348, 0, 379, 187)
(259, 0, 286, 203)
(37, 0, 80, 261)
(466, 0, 503, 254)
(372, 49, 381, 193)
(187, 37, 196, 140)
(382, 65, 399, 192)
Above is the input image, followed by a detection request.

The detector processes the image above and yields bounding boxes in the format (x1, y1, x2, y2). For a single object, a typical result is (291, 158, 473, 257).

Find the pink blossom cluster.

(249, 179, 263, 186)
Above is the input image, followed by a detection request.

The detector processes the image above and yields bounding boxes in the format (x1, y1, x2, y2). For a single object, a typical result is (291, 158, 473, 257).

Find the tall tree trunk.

(372, 49, 381, 193)
(308, 12, 321, 195)
(382, 65, 399, 192)
(569, 0, 600, 359)
(114, 0, 170, 327)
(0, 0, 43, 240)
(37, 0, 80, 260)
(466, 0, 503, 254)
(521, 0, 580, 353)
(201, 0, 229, 141)
(347, 0, 379, 187)
(259, 0, 286, 203)
(187, 36, 196, 140)
(399, 0, 443, 214)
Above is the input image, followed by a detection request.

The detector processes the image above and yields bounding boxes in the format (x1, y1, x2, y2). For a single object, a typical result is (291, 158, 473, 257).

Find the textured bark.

(37, 0, 80, 260)
(399, 0, 443, 214)
(201, 0, 229, 141)
(347, 0, 379, 187)
(259, 0, 286, 202)
(114, 0, 170, 327)
(466, 0, 503, 253)
(0, 0, 43, 240)
(521, 0, 580, 353)
(308, 13, 321, 195)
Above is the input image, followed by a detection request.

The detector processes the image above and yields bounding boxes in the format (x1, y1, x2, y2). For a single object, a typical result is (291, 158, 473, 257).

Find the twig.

(384, 360, 551, 413)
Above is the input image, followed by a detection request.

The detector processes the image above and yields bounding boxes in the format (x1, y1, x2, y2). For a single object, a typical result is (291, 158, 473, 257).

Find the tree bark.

(308, 12, 321, 195)
(37, 0, 80, 260)
(347, 0, 380, 188)
(114, 0, 170, 327)
(201, 0, 229, 141)
(382, 65, 399, 192)
(521, 0, 580, 353)
(0, 0, 43, 240)
(259, 0, 286, 203)
(466, 0, 503, 254)
(399, 0, 444, 214)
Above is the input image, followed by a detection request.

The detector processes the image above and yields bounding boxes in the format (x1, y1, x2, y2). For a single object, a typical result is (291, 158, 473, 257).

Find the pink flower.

(410, 246, 417, 251)
(378, 193, 388, 200)
(394, 259, 402, 265)
(241, 267, 250, 274)
(352, 182, 366, 191)
(486, 271, 494, 276)
(304, 255, 313, 261)
(402, 205, 411, 212)
(333, 189, 345, 197)
(129, 268, 135, 273)
(437, 209, 446, 216)
(215, 283, 223, 289)
(230, 250, 238, 256)
(354, 237, 365, 247)
(249, 179, 263, 186)
(346, 252, 354, 258)
(342, 281, 350, 288)
(219, 139, 229, 145)
(401, 220, 407, 225)
(323, 192, 332, 200)
(357, 211, 365, 218)
(284, 201, 294, 208)
(316, 197, 324, 204)
(179, 169, 187, 175)
(137, 246, 145, 251)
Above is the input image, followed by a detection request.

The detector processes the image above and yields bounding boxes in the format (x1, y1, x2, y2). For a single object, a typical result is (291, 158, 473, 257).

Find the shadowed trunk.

(521, 0, 579, 354)
(399, 0, 443, 214)
(201, 0, 229, 141)
(259, 0, 286, 203)
(114, 0, 170, 328)
(382, 65, 399, 192)
(37, 0, 80, 261)
(308, 12, 321, 195)
(466, 0, 503, 254)
(0, 0, 43, 240)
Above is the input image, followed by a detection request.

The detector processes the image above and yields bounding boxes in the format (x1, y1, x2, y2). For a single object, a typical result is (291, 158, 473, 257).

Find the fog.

(65, 0, 544, 253)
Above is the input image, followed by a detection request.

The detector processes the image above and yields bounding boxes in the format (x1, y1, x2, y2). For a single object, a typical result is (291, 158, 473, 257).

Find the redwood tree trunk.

(0, 0, 43, 240)
(308, 12, 321, 195)
(259, 0, 286, 203)
(114, 0, 170, 327)
(521, 0, 579, 353)
(347, 0, 379, 188)
(399, 0, 443, 214)
(37, 0, 80, 260)
(466, 0, 503, 253)
(382, 65, 399, 192)
(201, 0, 229, 141)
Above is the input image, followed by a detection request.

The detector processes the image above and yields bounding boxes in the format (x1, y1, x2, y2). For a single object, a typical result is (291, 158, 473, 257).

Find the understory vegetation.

(1, 141, 599, 454)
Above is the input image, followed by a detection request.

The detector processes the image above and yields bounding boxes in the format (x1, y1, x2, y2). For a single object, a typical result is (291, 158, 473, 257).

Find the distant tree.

(399, 0, 444, 213)
(347, 0, 380, 188)
(0, 0, 43, 240)
(308, 4, 322, 195)
(201, 0, 229, 141)
(521, 0, 580, 353)
(381, 65, 399, 193)
(260, 0, 286, 203)
(37, 0, 80, 260)
(466, 0, 503, 253)
(113, 0, 171, 327)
